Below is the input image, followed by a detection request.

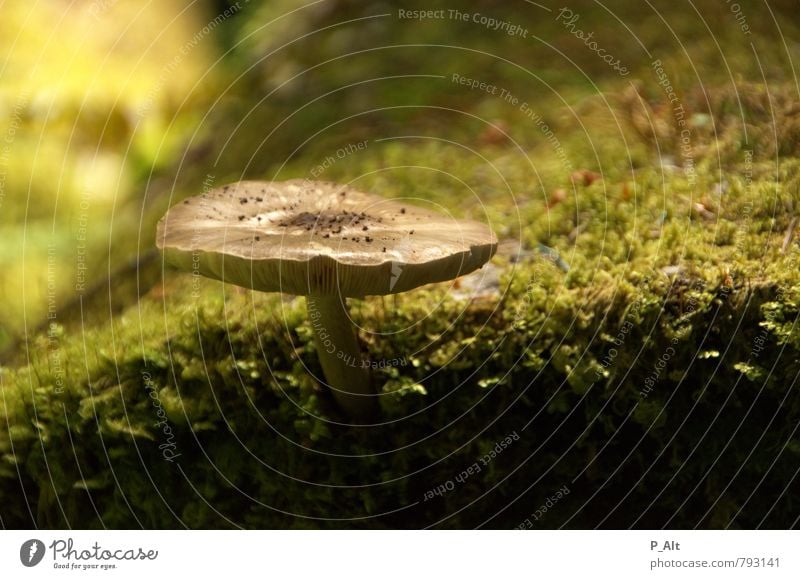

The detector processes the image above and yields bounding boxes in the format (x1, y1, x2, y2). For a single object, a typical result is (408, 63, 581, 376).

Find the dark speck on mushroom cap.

(156, 180, 497, 296)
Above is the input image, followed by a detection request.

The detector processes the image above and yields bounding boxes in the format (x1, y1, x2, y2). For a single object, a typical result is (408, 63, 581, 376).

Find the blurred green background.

(2, 0, 798, 355)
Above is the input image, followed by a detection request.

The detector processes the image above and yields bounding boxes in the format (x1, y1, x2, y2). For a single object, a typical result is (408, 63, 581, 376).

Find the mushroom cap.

(156, 180, 497, 297)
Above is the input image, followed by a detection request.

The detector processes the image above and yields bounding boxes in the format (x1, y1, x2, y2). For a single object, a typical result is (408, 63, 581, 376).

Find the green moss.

(3, 177, 800, 527)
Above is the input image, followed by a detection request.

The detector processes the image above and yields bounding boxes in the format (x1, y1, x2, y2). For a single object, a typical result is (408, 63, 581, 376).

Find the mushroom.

(156, 180, 497, 419)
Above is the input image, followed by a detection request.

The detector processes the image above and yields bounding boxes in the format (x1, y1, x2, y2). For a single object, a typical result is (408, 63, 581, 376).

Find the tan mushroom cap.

(156, 179, 497, 297)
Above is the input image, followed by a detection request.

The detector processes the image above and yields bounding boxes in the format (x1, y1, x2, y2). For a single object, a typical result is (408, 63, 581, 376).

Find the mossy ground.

(2, 0, 800, 528)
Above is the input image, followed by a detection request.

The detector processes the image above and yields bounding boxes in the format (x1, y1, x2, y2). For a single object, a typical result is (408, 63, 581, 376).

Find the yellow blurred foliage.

(0, 0, 221, 347)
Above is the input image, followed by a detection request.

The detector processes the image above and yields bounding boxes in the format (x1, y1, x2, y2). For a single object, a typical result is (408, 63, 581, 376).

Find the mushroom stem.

(306, 295, 376, 419)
